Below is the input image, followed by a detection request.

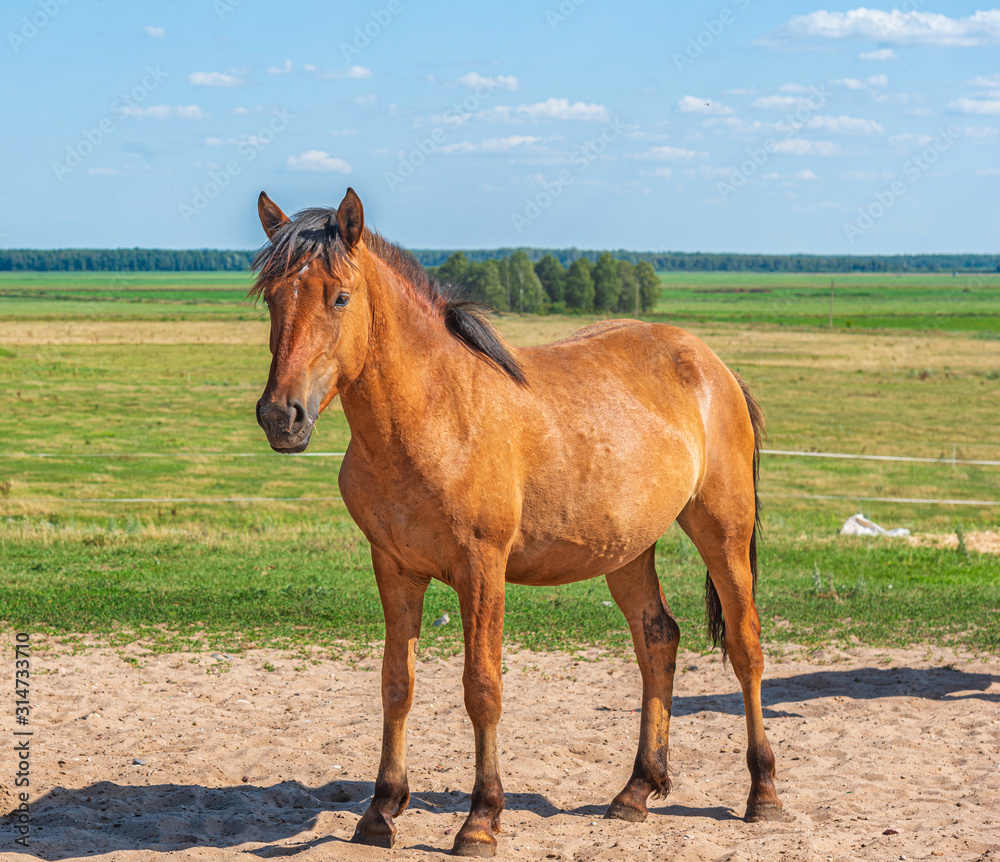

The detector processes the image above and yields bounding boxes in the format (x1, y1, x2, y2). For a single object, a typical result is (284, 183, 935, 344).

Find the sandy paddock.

(3, 641, 999, 862)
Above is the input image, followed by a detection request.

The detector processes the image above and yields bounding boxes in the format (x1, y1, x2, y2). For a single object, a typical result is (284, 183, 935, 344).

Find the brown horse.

(252, 188, 782, 856)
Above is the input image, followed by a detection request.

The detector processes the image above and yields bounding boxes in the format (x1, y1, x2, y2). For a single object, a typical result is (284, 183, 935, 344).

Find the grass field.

(0, 271, 997, 656)
(653, 271, 1000, 334)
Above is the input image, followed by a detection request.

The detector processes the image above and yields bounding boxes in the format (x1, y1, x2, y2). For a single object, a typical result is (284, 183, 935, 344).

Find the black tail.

(706, 375, 765, 659)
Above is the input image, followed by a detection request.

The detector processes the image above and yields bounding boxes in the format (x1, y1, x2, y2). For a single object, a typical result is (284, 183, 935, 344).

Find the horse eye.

(334, 292, 350, 308)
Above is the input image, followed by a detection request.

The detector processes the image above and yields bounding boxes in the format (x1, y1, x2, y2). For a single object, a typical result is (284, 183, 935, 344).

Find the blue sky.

(2, 0, 999, 253)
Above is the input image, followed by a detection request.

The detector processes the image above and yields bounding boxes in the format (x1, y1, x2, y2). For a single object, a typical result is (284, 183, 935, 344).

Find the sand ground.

(2, 640, 999, 862)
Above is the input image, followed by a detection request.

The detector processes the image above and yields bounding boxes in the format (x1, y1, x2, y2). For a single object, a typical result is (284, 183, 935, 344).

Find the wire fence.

(0, 448, 996, 507)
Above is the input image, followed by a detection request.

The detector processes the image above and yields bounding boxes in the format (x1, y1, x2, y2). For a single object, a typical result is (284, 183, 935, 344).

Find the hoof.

(745, 800, 785, 823)
(451, 836, 497, 857)
(351, 829, 395, 848)
(352, 807, 397, 848)
(605, 798, 648, 823)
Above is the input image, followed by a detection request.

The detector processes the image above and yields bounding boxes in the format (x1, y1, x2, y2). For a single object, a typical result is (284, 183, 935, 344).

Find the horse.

(252, 188, 783, 856)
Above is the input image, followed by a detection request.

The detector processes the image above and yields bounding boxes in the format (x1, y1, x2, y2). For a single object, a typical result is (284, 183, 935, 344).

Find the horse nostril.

(289, 399, 307, 427)
(255, 401, 264, 427)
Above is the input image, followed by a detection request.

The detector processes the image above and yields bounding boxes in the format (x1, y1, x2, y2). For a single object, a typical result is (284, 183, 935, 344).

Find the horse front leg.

(352, 549, 430, 848)
(451, 561, 507, 857)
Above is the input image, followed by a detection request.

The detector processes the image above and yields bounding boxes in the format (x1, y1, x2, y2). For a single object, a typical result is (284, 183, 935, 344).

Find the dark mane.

(250, 207, 526, 387)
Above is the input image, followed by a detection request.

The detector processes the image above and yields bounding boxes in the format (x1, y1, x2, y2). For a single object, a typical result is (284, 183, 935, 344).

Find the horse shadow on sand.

(671, 662, 1000, 718)
(8, 664, 997, 859)
(6, 780, 726, 859)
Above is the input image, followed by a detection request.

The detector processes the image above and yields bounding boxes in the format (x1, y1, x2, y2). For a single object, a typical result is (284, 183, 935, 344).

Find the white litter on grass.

(840, 513, 910, 538)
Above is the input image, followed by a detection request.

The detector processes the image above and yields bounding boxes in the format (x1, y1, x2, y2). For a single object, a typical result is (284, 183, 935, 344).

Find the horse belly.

(504, 469, 693, 586)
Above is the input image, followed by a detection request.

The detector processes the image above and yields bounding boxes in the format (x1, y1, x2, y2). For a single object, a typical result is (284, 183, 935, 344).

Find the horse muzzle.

(256, 396, 316, 453)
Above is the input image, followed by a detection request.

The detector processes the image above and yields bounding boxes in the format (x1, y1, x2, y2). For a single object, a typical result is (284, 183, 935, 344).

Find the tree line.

(1, 247, 996, 275)
(0, 248, 253, 272)
(429, 251, 659, 314)
(416, 249, 1000, 273)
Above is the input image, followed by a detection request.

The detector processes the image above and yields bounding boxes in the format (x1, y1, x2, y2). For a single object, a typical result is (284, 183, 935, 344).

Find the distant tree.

(436, 251, 469, 288)
(508, 251, 546, 313)
(635, 261, 660, 312)
(534, 254, 565, 303)
(464, 260, 507, 310)
(616, 259, 639, 315)
(592, 252, 621, 312)
(564, 258, 595, 312)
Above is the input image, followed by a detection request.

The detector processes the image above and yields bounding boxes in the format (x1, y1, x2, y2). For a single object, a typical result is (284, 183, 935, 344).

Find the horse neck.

(338, 255, 469, 456)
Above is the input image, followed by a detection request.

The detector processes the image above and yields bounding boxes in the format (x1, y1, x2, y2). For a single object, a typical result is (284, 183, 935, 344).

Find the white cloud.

(889, 133, 935, 149)
(841, 170, 894, 181)
(121, 105, 208, 119)
(188, 71, 244, 87)
(832, 75, 889, 90)
(794, 169, 819, 180)
(778, 83, 811, 94)
(769, 9, 1000, 47)
(630, 145, 703, 161)
(204, 137, 223, 146)
(459, 72, 520, 91)
(354, 94, 377, 106)
(806, 114, 884, 135)
(975, 166, 1000, 176)
(649, 167, 673, 179)
(268, 59, 292, 75)
(143, 26, 165, 38)
(771, 139, 842, 156)
(950, 97, 1000, 115)
(303, 63, 372, 80)
(489, 98, 609, 122)
(724, 88, 757, 96)
(860, 48, 897, 60)
(440, 135, 540, 153)
(969, 74, 1000, 88)
(962, 125, 1000, 138)
(88, 167, 122, 176)
(176, 105, 208, 119)
(676, 95, 734, 115)
(752, 94, 812, 109)
(286, 150, 352, 173)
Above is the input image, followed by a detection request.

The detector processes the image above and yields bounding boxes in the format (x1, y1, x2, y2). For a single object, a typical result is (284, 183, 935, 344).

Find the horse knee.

(462, 675, 502, 725)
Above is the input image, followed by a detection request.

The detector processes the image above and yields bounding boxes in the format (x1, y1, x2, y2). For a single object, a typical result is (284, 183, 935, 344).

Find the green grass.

(2, 520, 996, 655)
(1, 272, 998, 655)
(0, 272, 258, 320)
(653, 272, 1000, 334)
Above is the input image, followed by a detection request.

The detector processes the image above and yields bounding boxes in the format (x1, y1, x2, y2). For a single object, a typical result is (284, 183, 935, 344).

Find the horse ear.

(336, 187, 365, 250)
(258, 191, 290, 240)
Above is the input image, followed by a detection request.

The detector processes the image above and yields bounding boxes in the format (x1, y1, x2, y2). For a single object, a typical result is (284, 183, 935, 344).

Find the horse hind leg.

(604, 545, 681, 822)
(678, 494, 783, 822)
